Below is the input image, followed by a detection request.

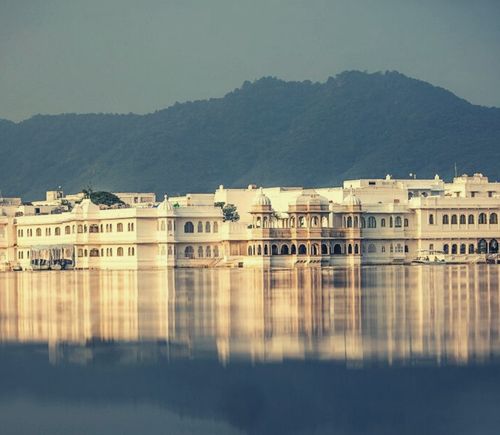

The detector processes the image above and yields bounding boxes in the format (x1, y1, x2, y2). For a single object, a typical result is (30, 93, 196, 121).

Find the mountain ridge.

(1, 70, 499, 200)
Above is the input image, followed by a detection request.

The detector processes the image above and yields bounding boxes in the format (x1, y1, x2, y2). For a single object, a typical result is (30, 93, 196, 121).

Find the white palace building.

(1, 173, 500, 271)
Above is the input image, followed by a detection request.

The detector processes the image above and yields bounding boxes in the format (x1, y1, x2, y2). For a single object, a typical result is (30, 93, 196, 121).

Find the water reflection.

(1, 265, 499, 365)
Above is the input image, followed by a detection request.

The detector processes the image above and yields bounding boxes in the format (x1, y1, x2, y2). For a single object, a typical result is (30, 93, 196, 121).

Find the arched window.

(347, 216, 353, 228)
(451, 215, 457, 225)
(348, 244, 353, 254)
(468, 214, 475, 225)
(298, 216, 305, 228)
(89, 224, 99, 233)
(130, 247, 135, 256)
(198, 246, 204, 257)
(205, 221, 211, 232)
(389, 244, 394, 253)
(367, 244, 376, 253)
(263, 217, 268, 228)
(78, 249, 83, 257)
(291, 244, 297, 255)
(404, 218, 409, 227)
(248, 246, 253, 256)
(354, 244, 359, 254)
(381, 218, 386, 227)
(117, 247, 124, 256)
(272, 244, 279, 255)
(451, 244, 457, 254)
(206, 246, 212, 257)
(360, 217, 366, 228)
(311, 244, 318, 255)
(354, 216, 359, 228)
(45, 228, 51, 236)
(321, 244, 328, 255)
(167, 221, 172, 231)
(36, 228, 41, 237)
(311, 216, 319, 227)
(264, 245, 268, 255)
(404, 245, 409, 253)
(90, 249, 99, 257)
(490, 213, 498, 224)
(460, 244, 466, 254)
(257, 245, 262, 255)
(442, 215, 449, 224)
(389, 217, 393, 228)
(117, 223, 123, 232)
(478, 239, 487, 253)
(469, 244, 475, 254)
(395, 216, 402, 228)
(333, 244, 342, 255)
(280, 245, 289, 255)
(368, 216, 376, 228)
(184, 222, 194, 233)
(321, 216, 329, 227)
(490, 239, 498, 254)
(429, 214, 434, 225)
(213, 222, 218, 233)
(128, 223, 134, 231)
(381, 246, 386, 253)
(298, 244, 307, 255)
(479, 213, 487, 224)
(214, 246, 219, 257)
(197, 221, 203, 232)
(460, 214, 466, 224)
(185, 246, 194, 258)
(443, 244, 449, 254)
(290, 217, 295, 228)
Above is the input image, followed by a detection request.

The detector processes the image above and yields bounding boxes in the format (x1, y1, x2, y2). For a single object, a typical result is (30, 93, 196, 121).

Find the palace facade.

(1, 173, 499, 271)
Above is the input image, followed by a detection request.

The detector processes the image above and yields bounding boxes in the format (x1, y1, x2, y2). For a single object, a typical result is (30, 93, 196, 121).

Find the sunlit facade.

(0, 173, 499, 270)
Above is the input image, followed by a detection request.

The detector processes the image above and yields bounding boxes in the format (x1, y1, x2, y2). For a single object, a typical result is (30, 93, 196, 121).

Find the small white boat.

(412, 250, 447, 265)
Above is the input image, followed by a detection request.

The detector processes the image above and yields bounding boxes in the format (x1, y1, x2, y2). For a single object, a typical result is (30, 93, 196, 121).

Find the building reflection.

(0, 265, 499, 365)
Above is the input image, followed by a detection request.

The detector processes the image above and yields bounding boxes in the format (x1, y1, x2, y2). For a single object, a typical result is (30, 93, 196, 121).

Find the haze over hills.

(1, 70, 500, 201)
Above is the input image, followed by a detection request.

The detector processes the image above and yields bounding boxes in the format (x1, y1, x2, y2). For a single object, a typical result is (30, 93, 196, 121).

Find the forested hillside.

(1, 71, 499, 200)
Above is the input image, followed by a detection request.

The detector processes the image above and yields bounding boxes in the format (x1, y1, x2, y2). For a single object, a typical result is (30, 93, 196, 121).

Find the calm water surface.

(1, 265, 500, 434)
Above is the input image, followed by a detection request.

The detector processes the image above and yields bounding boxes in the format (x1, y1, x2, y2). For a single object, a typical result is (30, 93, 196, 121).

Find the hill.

(1, 71, 500, 200)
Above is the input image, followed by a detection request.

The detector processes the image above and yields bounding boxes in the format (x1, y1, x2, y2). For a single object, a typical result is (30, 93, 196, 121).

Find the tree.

(89, 191, 125, 207)
(222, 203, 239, 222)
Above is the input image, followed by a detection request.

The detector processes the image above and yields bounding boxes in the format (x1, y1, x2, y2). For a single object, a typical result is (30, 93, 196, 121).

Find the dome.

(343, 190, 362, 207)
(252, 188, 272, 207)
(158, 194, 174, 212)
(293, 190, 329, 208)
(73, 198, 99, 214)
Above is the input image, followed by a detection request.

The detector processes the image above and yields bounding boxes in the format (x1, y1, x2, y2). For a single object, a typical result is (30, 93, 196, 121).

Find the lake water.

(1, 265, 500, 434)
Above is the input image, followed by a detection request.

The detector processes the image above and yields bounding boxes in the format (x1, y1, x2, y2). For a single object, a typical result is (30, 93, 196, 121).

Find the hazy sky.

(1, 0, 499, 121)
